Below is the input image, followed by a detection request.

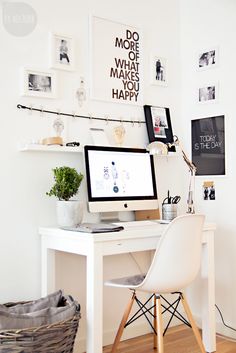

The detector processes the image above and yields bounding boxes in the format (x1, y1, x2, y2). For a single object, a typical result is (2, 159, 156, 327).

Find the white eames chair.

(105, 214, 206, 353)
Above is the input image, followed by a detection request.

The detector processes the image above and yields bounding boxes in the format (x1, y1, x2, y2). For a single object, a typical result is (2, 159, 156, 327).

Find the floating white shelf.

(154, 152, 180, 157)
(18, 143, 83, 153)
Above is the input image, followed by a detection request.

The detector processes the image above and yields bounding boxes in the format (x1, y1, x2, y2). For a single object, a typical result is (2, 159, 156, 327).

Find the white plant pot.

(56, 200, 83, 227)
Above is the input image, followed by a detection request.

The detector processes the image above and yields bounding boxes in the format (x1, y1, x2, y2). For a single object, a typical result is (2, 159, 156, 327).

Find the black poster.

(191, 115, 225, 176)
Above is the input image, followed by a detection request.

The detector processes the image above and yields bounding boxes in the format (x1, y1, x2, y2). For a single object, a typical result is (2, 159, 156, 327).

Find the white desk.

(39, 222, 216, 353)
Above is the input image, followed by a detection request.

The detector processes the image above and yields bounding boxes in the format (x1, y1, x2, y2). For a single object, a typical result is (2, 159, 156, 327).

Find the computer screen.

(84, 145, 158, 213)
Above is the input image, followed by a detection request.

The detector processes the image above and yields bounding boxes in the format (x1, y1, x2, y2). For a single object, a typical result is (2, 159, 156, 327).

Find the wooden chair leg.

(156, 295, 164, 353)
(153, 294, 157, 349)
(111, 291, 136, 353)
(180, 293, 206, 353)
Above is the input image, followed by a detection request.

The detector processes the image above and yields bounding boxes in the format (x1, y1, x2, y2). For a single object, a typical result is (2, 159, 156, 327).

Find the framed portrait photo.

(144, 105, 175, 150)
(197, 47, 218, 70)
(50, 33, 75, 71)
(21, 68, 56, 98)
(150, 55, 167, 86)
(198, 82, 219, 104)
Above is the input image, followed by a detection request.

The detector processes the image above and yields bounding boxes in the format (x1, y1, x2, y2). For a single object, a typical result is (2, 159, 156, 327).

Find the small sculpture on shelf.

(42, 114, 64, 146)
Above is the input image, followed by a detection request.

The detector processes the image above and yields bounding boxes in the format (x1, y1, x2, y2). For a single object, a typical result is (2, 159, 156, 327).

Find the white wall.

(180, 0, 236, 338)
(0, 0, 182, 351)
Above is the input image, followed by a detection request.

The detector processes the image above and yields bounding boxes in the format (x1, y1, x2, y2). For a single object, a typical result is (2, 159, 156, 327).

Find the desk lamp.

(146, 135, 197, 214)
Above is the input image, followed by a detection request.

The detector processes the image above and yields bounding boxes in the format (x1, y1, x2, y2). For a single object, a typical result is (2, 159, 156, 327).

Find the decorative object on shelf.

(66, 141, 80, 147)
(17, 104, 146, 125)
(198, 46, 218, 70)
(150, 54, 167, 86)
(42, 113, 64, 146)
(146, 135, 196, 214)
(50, 32, 75, 71)
(46, 166, 84, 227)
(113, 124, 126, 146)
(198, 82, 218, 103)
(76, 77, 86, 106)
(21, 68, 56, 98)
(90, 16, 143, 105)
(192, 115, 225, 176)
(144, 105, 175, 151)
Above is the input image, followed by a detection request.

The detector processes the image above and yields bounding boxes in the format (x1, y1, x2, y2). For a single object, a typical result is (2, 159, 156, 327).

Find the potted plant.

(46, 166, 84, 227)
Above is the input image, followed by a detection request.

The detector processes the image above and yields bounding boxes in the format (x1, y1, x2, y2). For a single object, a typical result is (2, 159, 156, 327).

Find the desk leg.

(201, 231, 216, 352)
(86, 243, 103, 353)
(41, 237, 56, 297)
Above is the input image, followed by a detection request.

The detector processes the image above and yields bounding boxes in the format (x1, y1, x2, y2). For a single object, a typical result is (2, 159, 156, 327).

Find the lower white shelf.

(18, 143, 83, 153)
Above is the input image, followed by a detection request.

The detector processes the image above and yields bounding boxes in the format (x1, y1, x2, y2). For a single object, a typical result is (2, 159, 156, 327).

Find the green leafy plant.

(46, 166, 84, 201)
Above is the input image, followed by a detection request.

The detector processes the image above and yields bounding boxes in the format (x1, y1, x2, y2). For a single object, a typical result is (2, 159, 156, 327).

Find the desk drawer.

(102, 237, 158, 256)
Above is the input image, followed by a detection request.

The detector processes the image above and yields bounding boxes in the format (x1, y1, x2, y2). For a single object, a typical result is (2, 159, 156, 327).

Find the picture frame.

(144, 105, 175, 151)
(21, 68, 56, 98)
(50, 32, 75, 71)
(191, 115, 225, 176)
(197, 47, 219, 70)
(90, 16, 143, 105)
(150, 55, 167, 86)
(198, 82, 219, 104)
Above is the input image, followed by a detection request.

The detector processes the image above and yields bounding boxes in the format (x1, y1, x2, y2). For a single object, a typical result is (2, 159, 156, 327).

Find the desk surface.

(39, 222, 216, 243)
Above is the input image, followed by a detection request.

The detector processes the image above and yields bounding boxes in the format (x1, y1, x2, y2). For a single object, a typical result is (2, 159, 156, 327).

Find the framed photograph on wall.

(21, 68, 56, 98)
(198, 82, 219, 103)
(50, 33, 75, 71)
(144, 105, 175, 151)
(197, 47, 218, 70)
(191, 115, 225, 176)
(150, 55, 167, 86)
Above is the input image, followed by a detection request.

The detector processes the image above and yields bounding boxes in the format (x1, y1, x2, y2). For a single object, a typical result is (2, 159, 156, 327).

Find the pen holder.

(162, 204, 177, 221)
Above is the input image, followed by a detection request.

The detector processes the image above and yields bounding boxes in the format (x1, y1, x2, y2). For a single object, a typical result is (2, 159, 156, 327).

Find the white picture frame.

(90, 15, 143, 105)
(150, 55, 167, 86)
(21, 68, 56, 98)
(198, 82, 219, 104)
(50, 32, 75, 71)
(197, 47, 219, 70)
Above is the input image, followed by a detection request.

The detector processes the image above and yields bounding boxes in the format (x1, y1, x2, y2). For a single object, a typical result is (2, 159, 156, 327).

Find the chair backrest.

(140, 214, 205, 294)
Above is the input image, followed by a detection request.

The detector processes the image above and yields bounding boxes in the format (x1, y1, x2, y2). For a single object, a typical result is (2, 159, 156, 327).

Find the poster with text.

(191, 115, 225, 176)
(90, 16, 143, 105)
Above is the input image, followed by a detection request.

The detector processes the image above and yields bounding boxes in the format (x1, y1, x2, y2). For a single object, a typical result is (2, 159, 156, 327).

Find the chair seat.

(105, 274, 146, 288)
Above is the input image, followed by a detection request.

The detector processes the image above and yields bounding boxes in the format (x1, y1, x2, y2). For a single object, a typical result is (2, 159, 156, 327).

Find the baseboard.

(195, 314, 236, 340)
(72, 315, 183, 353)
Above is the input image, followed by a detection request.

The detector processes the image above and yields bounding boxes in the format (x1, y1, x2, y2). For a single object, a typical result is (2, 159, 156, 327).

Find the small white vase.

(56, 200, 83, 227)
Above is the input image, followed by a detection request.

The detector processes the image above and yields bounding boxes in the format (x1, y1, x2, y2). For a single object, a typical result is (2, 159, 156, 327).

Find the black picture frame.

(191, 115, 225, 176)
(144, 105, 175, 151)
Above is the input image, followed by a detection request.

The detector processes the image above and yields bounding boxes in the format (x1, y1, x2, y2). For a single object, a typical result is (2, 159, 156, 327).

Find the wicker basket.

(0, 301, 81, 353)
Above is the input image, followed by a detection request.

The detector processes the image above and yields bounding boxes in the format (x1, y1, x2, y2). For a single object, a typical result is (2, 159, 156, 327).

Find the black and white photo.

(198, 83, 218, 103)
(28, 73, 51, 92)
(198, 47, 218, 69)
(22, 68, 56, 98)
(50, 33, 75, 71)
(151, 55, 167, 86)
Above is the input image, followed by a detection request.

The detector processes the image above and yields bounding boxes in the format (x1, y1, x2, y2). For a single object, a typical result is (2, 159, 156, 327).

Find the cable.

(215, 304, 236, 332)
(129, 252, 144, 274)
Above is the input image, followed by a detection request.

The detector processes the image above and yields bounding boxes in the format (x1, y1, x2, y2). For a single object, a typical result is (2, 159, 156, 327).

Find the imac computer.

(84, 145, 158, 214)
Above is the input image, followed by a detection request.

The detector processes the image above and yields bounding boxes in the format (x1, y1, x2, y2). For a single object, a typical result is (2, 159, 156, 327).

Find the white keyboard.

(114, 220, 169, 229)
